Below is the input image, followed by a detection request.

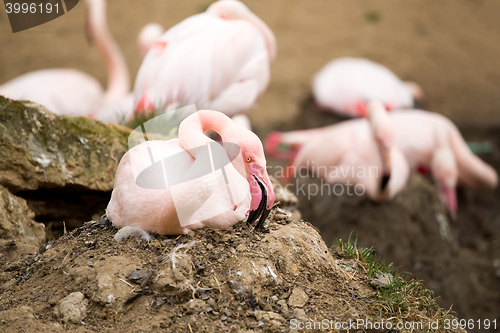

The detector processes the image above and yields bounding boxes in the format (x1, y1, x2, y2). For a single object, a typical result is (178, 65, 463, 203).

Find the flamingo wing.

(133, 14, 269, 115)
(313, 57, 413, 116)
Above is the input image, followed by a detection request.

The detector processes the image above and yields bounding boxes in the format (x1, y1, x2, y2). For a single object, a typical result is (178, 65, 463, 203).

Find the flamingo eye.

(246, 157, 252, 162)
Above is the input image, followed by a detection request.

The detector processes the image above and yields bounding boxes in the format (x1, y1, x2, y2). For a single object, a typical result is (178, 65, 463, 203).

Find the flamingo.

(132, 0, 276, 121)
(313, 57, 426, 117)
(137, 23, 165, 59)
(388, 109, 498, 216)
(265, 101, 410, 202)
(0, 0, 129, 117)
(106, 110, 275, 235)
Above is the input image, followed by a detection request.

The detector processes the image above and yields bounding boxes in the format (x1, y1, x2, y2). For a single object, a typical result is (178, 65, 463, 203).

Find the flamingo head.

(404, 81, 429, 109)
(367, 100, 394, 190)
(234, 130, 276, 230)
(264, 132, 299, 160)
(207, 0, 277, 61)
(137, 23, 165, 59)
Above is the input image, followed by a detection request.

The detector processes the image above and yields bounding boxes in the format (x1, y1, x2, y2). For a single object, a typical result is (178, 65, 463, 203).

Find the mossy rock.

(0, 96, 131, 193)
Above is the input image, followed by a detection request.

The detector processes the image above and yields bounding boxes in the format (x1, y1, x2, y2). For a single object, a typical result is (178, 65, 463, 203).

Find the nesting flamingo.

(106, 110, 275, 235)
(388, 109, 498, 216)
(133, 0, 276, 122)
(313, 57, 426, 117)
(265, 101, 410, 202)
(0, 0, 129, 117)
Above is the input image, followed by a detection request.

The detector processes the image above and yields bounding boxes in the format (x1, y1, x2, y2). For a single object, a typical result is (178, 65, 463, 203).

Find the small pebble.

(129, 269, 152, 284)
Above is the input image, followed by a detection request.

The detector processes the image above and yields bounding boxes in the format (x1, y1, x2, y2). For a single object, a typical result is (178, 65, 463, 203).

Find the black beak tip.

(254, 209, 271, 231)
(381, 174, 390, 191)
(246, 209, 259, 227)
(247, 176, 272, 232)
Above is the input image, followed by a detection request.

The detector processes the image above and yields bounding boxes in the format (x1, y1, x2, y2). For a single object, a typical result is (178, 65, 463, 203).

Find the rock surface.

(0, 96, 132, 234)
(54, 292, 88, 324)
(0, 185, 44, 245)
(0, 97, 130, 193)
(287, 286, 309, 308)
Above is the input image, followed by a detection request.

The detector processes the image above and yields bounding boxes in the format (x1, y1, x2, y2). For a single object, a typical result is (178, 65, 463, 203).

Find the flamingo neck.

(179, 110, 245, 176)
(89, 0, 130, 106)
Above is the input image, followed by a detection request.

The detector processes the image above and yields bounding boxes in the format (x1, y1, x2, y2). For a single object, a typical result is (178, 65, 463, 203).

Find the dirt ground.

(0, 216, 465, 333)
(1, 0, 500, 331)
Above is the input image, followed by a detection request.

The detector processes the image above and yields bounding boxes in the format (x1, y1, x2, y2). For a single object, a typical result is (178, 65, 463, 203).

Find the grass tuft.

(334, 233, 456, 331)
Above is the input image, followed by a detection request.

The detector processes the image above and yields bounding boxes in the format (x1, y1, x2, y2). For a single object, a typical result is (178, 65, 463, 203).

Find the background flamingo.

(313, 57, 426, 117)
(265, 100, 410, 202)
(107, 110, 275, 235)
(388, 109, 498, 216)
(132, 0, 276, 124)
(137, 23, 165, 59)
(0, 0, 129, 118)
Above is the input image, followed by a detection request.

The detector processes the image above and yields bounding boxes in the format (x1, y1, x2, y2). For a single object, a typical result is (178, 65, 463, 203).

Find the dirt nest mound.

(0, 215, 462, 332)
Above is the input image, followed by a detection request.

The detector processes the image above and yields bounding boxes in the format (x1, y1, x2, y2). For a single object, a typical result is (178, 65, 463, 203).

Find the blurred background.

(1, 0, 500, 330)
(2, 0, 500, 127)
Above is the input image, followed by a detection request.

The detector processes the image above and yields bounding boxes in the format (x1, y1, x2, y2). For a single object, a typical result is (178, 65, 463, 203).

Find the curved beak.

(379, 146, 392, 191)
(247, 173, 275, 231)
(440, 185, 457, 221)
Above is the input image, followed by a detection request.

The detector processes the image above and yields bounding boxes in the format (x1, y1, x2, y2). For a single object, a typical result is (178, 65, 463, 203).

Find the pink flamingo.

(265, 101, 410, 202)
(133, 0, 276, 119)
(106, 110, 275, 235)
(388, 110, 498, 216)
(0, 0, 129, 117)
(313, 57, 426, 117)
(137, 23, 165, 59)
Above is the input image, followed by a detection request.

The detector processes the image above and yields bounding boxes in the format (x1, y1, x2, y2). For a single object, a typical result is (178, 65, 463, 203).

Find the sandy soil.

(1, 0, 500, 127)
(0, 217, 463, 333)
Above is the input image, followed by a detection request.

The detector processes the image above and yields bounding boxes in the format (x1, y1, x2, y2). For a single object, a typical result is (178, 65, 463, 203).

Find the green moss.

(0, 96, 132, 192)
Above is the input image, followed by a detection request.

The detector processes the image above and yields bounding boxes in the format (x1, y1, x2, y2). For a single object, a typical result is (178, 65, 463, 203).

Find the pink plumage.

(137, 23, 165, 60)
(133, 0, 276, 118)
(107, 110, 275, 235)
(267, 103, 498, 216)
(388, 109, 498, 216)
(313, 57, 425, 117)
(265, 101, 410, 202)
